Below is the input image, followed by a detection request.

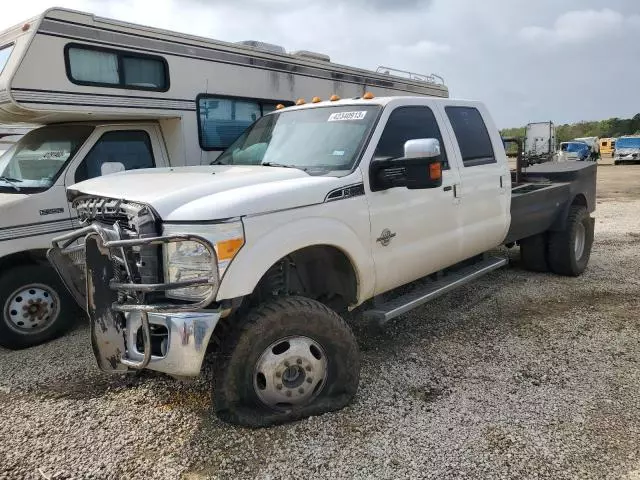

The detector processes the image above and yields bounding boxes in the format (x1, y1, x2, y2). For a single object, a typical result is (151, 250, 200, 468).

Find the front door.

(365, 105, 463, 296)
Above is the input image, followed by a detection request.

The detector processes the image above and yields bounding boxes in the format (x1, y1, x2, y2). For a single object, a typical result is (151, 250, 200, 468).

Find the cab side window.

(374, 106, 449, 169)
(445, 106, 496, 167)
(75, 130, 155, 183)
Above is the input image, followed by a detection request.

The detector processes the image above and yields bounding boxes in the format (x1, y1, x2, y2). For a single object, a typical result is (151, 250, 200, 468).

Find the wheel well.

(250, 245, 358, 311)
(0, 250, 49, 273)
(572, 193, 588, 209)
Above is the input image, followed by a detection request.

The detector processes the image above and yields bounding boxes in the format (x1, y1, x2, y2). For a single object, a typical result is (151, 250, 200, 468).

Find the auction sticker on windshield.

(328, 111, 367, 122)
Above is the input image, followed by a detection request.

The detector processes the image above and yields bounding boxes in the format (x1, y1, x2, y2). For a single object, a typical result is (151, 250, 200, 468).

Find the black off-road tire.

(519, 233, 549, 272)
(547, 206, 594, 276)
(0, 265, 81, 350)
(212, 296, 360, 428)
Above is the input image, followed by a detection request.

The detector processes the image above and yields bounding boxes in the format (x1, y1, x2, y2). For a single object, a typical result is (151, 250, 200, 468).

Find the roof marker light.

(330, 94, 340, 101)
(295, 98, 306, 105)
(363, 92, 375, 100)
(311, 96, 321, 103)
(275, 104, 285, 110)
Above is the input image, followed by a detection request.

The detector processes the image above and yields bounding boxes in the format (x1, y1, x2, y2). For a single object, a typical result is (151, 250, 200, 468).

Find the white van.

(0, 8, 449, 349)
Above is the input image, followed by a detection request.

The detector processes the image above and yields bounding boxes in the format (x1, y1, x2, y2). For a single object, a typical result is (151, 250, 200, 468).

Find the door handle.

(443, 185, 453, 192)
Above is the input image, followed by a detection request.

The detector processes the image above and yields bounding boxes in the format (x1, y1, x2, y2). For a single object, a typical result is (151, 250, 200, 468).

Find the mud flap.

(86, 233, 129, 373)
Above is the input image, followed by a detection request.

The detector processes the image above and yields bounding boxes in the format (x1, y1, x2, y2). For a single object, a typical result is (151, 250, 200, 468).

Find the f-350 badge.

(376, 229, 396, 247)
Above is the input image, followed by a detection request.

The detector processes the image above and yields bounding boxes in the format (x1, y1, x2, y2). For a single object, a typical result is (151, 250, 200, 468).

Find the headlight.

(162, 221, 245, 301)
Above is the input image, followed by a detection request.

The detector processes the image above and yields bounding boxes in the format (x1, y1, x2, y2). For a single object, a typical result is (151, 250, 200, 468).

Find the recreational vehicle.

(0, 8, 449, 349)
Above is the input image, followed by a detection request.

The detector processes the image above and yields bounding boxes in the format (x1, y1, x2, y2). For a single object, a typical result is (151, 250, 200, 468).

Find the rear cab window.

(445, 106, 496, 167)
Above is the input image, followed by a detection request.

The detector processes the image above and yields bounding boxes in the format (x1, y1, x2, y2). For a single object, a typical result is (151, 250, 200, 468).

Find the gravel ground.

(1, 165, 640, 480)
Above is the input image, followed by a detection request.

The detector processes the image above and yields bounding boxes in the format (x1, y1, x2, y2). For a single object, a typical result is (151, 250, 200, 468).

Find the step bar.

(363, 256, 508, 324)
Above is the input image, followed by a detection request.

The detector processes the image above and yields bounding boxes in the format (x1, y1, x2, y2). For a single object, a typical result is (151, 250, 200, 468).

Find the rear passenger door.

(441, 105, 510, 259)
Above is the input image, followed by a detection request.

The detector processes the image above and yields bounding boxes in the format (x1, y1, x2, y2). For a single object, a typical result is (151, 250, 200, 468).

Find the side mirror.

(370, 138, 443, 192)
(100, 161, 126, 176)
(404, 138, 440, 159)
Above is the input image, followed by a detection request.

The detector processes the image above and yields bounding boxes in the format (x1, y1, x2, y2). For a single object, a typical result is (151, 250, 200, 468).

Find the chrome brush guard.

(48, 223, 219, 373)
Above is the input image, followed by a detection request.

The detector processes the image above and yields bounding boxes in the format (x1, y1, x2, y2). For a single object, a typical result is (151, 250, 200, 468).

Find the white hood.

(69, 165, 345, 221)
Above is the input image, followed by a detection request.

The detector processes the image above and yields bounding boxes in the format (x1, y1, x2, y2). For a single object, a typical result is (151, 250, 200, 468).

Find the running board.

(363, 256, 507, 324)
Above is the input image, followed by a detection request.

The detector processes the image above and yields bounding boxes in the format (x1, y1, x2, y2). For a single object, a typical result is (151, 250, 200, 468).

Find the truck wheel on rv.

(212, 296, 360, 427)
(519, 233, 549, 272)
(0, 265, 79, 349)
(547, 206, 594, 277)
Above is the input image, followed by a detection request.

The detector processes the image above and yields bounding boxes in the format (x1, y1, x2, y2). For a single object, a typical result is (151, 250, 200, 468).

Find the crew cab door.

(364, 104, 464, 296)
(440, 104, 510, 258)
(64, 124, 168, 189)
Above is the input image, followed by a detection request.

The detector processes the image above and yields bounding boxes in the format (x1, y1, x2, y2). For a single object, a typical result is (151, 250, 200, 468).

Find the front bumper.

(124, 310, 219, 376)
(48, 223, 220, 377)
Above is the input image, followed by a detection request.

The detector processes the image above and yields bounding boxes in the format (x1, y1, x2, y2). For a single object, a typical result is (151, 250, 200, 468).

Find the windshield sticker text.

(328, 111, 367, 122)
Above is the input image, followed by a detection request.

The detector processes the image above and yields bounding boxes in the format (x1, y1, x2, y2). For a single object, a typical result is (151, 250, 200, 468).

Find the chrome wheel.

(253, 336, 328, 409)
(574, 222, 586, 261)
(3, 284, 60, 334)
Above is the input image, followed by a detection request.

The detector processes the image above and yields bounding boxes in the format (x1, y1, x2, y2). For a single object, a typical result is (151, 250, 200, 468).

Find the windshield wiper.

(261, 162, 307, 171)
(0, 176, 22, 192)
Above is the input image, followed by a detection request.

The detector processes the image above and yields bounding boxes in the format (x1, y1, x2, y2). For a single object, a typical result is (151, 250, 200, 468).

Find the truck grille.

(69, 196, 162, 287)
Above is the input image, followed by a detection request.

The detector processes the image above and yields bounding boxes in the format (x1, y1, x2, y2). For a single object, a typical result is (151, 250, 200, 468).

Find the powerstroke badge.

(39, 208, 65, 216)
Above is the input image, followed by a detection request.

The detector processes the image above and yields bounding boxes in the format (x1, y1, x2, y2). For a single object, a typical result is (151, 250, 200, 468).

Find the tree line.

(501, 113, 640, 144)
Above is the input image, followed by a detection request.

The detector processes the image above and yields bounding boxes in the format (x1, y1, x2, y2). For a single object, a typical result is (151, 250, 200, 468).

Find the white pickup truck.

(49, 95, 596, 427)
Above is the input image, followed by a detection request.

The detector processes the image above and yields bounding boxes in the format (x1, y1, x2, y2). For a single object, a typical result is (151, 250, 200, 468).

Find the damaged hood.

(68, 165, 346, 221)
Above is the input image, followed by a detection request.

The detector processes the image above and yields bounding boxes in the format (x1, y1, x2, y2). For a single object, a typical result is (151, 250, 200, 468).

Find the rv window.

(198, 96, 284, 150)
(122, 56, 166, 89)
(75, 130, 155, 183)
(66, 44, 168, 91)
(68, 48, 119, 85)
(0, 43, 15, 75)
(445, 106, 496, 167)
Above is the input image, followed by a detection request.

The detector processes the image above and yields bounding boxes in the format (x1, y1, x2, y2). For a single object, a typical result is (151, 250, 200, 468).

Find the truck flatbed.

(505, 161, 597, 244)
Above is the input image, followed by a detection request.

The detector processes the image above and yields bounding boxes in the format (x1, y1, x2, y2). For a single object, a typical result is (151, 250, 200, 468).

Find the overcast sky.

(2, 0, 638, 128)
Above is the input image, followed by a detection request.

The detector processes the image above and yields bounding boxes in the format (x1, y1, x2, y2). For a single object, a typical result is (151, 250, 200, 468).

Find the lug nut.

(298, 388, 304, 394)
(284, 361, 290, 367)
(276, 371, 282, 378)
(286, 391, 292, 397)
(306, 378, 313, 384)
(305, 366, 312, 372)
(297, 359, 302, 365)
(276, 384, 283, 390)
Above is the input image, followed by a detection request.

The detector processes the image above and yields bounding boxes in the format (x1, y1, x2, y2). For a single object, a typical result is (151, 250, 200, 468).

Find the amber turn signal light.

(429, 162, 442, 181)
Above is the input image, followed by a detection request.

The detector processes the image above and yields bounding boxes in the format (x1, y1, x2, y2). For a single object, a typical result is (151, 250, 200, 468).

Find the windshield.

(214, 105, 381, 175)
(615, 137, 640, 149)
(0, 125, 94, 192)
(561, 142, 588, 153)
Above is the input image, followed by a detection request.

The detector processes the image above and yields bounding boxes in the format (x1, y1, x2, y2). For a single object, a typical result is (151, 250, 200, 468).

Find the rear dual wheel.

(213, 296, 360, 427)
(520, 206, 593, 276)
